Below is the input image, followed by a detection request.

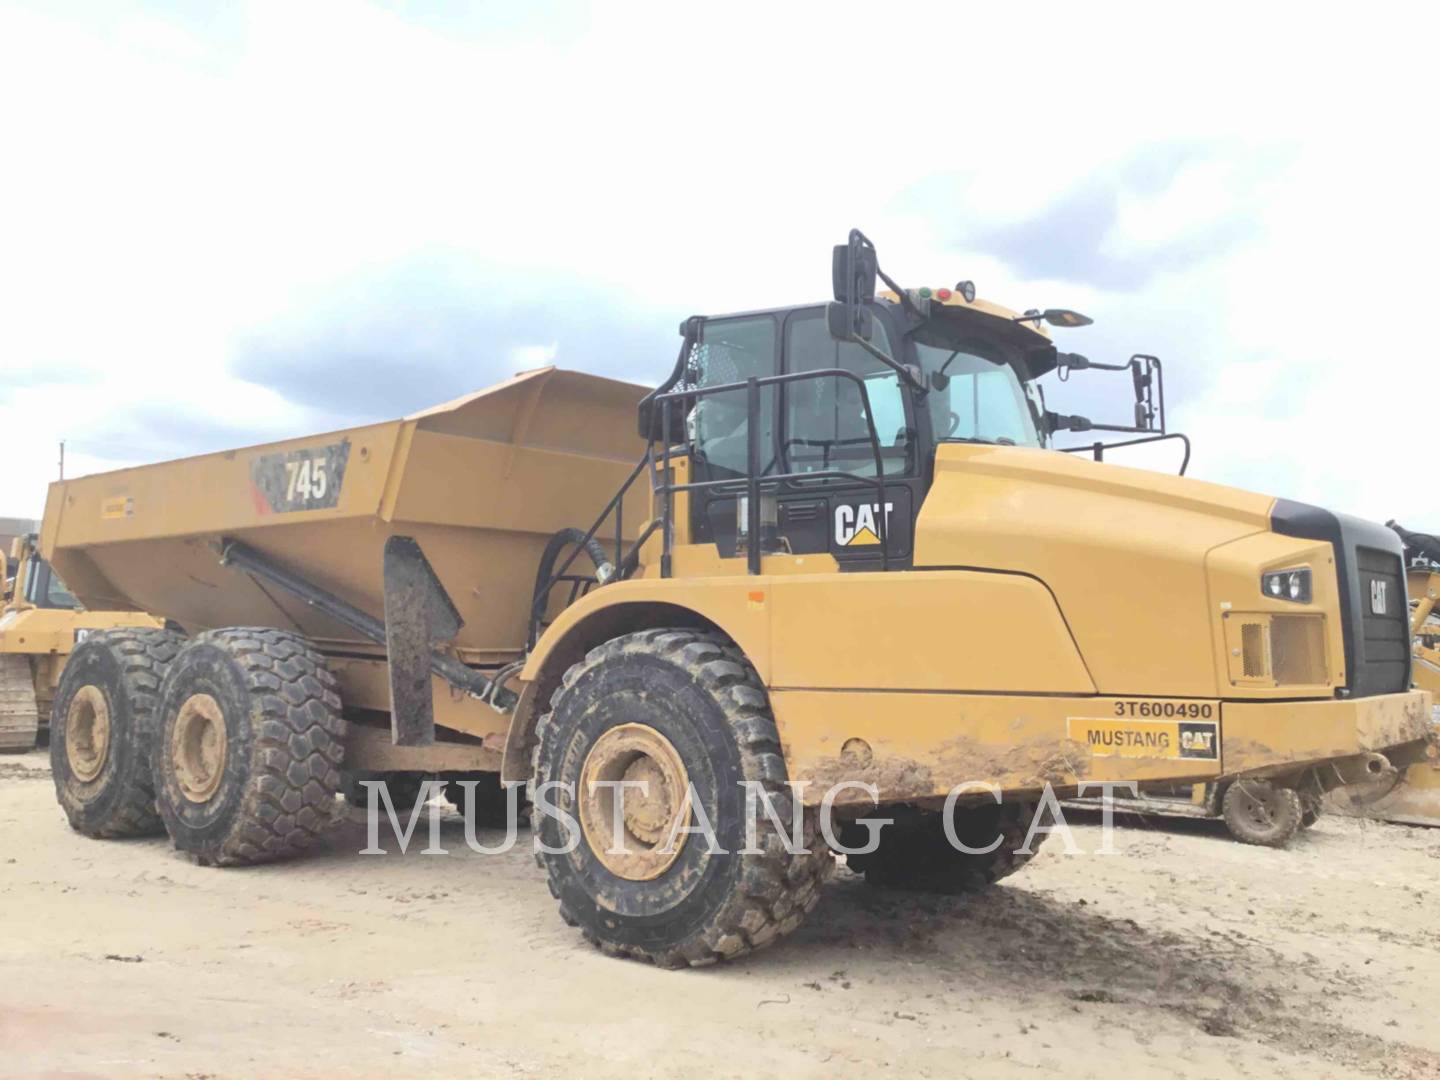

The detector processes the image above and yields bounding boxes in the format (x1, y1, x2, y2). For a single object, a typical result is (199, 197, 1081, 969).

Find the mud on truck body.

(39, 231, 1434, 966)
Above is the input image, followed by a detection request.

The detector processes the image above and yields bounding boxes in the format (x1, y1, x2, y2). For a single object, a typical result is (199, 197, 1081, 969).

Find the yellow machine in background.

(1, 516, 36, 568)
(0, 534, 163, 752)
(35, 230, 1434, 967)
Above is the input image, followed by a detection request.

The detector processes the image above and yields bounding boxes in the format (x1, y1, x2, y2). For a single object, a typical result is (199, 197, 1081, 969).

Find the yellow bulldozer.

(1, 533, 165, 752)
(36, 231, 1434, 966)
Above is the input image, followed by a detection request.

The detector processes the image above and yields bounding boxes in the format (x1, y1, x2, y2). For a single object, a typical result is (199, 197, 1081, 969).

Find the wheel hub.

(1235, 783, 1279, 830)
(579, 723, 691, 881)
(65, 685, 110, 783)
(171, 693, 229, 803)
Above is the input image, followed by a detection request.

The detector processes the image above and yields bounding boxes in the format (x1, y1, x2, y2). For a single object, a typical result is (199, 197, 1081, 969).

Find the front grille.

(1271, 500, 1412, 697)
(1271, 614, 1327, 684)
(1355, 546, 1409, 691)
(1241, 623, 1267, 677)
(1227, 614, 1327, 687)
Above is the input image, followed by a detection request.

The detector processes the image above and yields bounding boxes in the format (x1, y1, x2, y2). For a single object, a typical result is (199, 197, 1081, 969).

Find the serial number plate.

(1069, 700, 1219, 761)
(1112, 699, 1213, 720)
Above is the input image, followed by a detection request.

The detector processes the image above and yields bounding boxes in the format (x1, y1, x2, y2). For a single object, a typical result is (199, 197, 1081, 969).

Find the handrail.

(648, 366, 891, 574)
(528, 364, 897, 643)
(526, 450, 652, 649)
(1057, 431, 1192, 475)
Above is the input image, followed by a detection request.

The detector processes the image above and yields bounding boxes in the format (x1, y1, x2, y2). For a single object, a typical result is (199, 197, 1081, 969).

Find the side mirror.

(828, 229, 878, 343)
(1018, 309, 1094, 329)
(826, 300, 873, 343)
(832, 231, 877, 304)
(1129, 355, 1159, 432)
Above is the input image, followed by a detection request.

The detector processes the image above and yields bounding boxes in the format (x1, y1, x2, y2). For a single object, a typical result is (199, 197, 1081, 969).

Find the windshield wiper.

(938, 435, 1015, 447)
(930, 348, 963, 388)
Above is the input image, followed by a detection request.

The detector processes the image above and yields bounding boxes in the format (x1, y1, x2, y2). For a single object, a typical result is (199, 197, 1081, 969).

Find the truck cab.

(681, 290, 1067, 570)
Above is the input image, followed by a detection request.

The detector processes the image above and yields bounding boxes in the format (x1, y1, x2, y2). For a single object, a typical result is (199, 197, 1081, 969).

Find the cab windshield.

(912, 330, 1042, 448)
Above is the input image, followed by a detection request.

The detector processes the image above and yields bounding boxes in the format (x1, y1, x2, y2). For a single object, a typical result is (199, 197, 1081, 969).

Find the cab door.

(684, 306, 921, 569)
(773, 306, 919, 568)
(686, 313, 781, 553)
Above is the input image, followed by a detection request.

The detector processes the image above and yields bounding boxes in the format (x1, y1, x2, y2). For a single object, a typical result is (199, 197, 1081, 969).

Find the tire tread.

(530, 627, 833, 968)
(158, 628, 344, 866)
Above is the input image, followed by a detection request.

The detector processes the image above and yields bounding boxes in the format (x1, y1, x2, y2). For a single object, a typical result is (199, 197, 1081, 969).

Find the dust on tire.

(530, 627, 834, 968)
(152, 628, 345, 866)
(50, 628, 187, 838)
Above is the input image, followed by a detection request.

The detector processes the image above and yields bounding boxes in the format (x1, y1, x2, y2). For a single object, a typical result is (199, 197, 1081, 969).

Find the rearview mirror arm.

(851, 334, 928, 396)
(1053, 352, 1165, 435)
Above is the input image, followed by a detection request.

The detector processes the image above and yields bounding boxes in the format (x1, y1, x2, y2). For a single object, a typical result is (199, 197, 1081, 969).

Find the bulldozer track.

(0, 654, 39, 753)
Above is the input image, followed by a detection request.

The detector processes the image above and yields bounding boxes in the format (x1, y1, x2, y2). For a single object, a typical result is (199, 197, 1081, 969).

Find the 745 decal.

(250, 440, 350, 514)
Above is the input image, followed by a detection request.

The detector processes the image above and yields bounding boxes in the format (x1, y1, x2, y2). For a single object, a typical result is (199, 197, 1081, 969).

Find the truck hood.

(914, 444, 1276, 697)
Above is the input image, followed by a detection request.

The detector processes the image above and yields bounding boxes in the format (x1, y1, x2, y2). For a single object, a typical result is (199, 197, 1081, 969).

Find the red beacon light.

(936, 287, 953, 300)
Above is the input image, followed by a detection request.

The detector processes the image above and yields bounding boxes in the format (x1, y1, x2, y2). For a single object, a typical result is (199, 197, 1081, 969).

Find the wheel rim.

(65, 685, 110, 783)
(1234, 784, 1281, 834)
(579, 723, 691, 881)
(171, 693, 228, 803)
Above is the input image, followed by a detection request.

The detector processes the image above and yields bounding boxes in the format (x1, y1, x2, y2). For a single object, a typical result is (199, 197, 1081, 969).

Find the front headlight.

(1261, 568, 1311, 603)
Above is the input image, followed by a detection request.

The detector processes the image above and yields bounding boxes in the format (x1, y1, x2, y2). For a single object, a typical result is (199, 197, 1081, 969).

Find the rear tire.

(531, 628, 833, 968)
(49, 629, 186, 837)
(1221, 780, 1303, 847)
(843, 802, 1044, 892)
(152, 629, 345, 866)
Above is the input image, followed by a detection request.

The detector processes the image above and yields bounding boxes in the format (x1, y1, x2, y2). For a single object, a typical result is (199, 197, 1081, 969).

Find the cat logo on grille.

(1370, 579, 1388, 615)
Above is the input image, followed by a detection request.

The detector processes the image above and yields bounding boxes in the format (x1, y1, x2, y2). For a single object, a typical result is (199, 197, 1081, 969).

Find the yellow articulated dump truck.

(1, 533, 164, 752)
(38, 231, 1434, 967)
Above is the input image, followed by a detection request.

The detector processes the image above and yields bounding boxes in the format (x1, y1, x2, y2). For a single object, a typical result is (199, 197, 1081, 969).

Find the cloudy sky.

(1, 1, 1435, 526)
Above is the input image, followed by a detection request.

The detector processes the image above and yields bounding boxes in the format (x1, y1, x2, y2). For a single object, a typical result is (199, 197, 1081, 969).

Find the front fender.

(501, 580, 771, 781)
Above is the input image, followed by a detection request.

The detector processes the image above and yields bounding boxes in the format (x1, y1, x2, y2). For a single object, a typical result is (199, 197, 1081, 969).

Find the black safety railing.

(1058, 432, 1193, 475)
(527, 367, 892, 647)
(650, 367, 891, 576)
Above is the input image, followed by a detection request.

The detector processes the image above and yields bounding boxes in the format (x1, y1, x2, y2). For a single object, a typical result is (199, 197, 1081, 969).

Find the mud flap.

(382, 536, 463, 747)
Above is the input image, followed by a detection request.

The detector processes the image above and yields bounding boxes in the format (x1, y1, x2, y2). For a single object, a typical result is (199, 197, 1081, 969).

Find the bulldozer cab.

(7, 537, 77, 612)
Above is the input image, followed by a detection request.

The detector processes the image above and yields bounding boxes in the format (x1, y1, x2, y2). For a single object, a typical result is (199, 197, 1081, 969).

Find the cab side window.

(22, 556, 76, 610)
(783, 311, 910, 476)
(690, 316, 778, 480)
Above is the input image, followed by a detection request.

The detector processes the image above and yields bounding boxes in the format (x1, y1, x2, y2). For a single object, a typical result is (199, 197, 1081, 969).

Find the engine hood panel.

(914, 445, 1276, 697)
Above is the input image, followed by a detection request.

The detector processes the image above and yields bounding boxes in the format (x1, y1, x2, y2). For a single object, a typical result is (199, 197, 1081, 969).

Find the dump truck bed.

(41, 368, 649, 667)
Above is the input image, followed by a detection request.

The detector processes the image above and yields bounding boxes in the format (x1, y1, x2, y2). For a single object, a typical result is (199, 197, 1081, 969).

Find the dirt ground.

(3, 751, 1438, 1079)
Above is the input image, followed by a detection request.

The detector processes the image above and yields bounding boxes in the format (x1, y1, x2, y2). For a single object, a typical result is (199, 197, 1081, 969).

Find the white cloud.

(1, 0, 1437, 529)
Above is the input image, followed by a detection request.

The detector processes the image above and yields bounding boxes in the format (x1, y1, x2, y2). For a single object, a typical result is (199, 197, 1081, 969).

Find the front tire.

(531, 628, 833, 967)
(50, 629, 186, 837)
(152, 629, 345, 866)
(1221, 780, 1303, 847)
